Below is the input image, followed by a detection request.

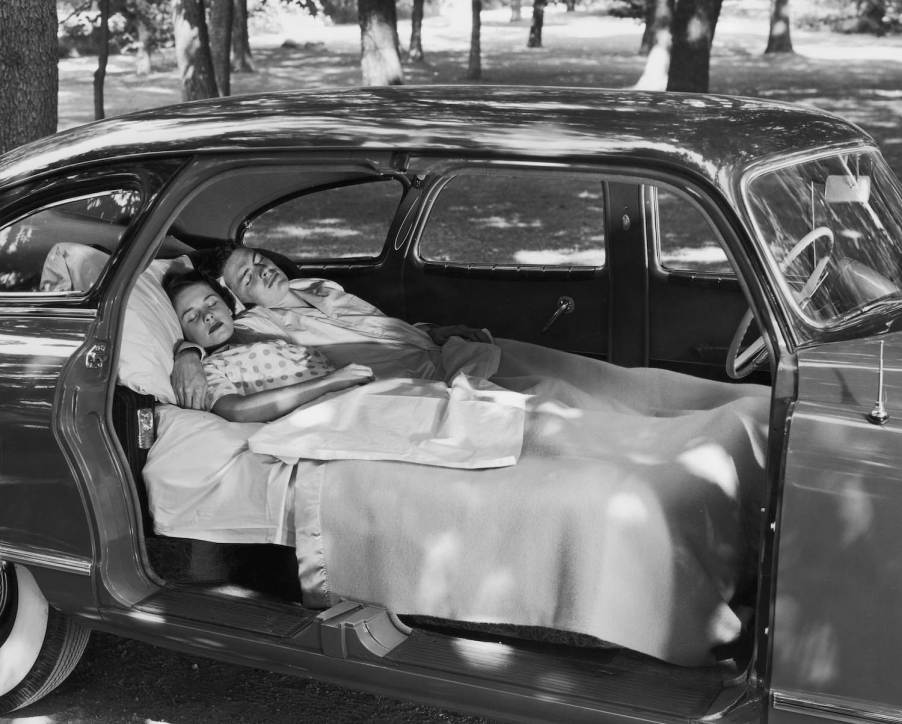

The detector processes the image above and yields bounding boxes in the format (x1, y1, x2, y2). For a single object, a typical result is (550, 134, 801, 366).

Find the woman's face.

(172, 281, 235, 349)
(222, 247, 289, 308)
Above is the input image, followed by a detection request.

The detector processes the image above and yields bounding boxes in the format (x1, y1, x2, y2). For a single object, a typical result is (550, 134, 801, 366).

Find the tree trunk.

(0, 0, 57, 154)
(510, 0, 521, 22)
(635, 0, 674, 89)
(135, 16, 153, 75)
(358, 0, 404, 85)
(94, 0, 111, 120)
(467, 0, 482, 79)
(666, 0, 722, 93)
(172, 0, 219, 101)
(408, 0, 425, 61)
(231, 0, 255, 72)
(208, 0, 233, 95)
(765, 0, 793, 53)
(639, 0, 655, 54)
(527, 0, 546, 47)
(565, 0, 576, 10)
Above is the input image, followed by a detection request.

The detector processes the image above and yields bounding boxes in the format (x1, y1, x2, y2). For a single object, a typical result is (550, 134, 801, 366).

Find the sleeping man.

(172, 244, 493, 408)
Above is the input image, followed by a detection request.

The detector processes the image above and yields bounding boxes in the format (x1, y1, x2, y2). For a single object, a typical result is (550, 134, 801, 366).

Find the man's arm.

(424, 324, 493, 345)
(171, 343, 208, 410)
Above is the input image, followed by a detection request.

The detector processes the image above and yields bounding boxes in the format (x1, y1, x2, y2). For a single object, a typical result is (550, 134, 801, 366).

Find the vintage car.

(1, 86, 901, 723)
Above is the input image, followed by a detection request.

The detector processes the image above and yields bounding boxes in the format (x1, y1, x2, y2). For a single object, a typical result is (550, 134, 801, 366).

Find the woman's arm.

(211, 363, 373, 423)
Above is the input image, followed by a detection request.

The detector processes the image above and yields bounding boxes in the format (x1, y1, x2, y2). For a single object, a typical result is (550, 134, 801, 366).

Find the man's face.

(222, 247, 289, 308)
(172, 281, 235, 349)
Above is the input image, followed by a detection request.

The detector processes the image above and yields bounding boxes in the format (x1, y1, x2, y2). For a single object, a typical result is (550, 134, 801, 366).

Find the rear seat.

(112, 384, 302, 600)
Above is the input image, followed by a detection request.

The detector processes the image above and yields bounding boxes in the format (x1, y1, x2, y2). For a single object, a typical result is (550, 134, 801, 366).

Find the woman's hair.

(162, 268, 237, 315)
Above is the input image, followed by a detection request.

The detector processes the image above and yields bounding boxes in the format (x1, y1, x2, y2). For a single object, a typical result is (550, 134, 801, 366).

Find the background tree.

(172, 0, 219, 100)
(765, 0, 793, 53)
(510, 0, 521, 22)
(95, 0, 112, 119)
(527, 0, 546, 47)
(358, 0, 404, 85)
(467, 0, 482, 79)
(666, 0, 722, 92)
(0, 0, 57, 155)
(409, 0, 425, 61)
(635, 0, 673, 88)
(231, 0, 255, 72)
(208, 0, 233, 94)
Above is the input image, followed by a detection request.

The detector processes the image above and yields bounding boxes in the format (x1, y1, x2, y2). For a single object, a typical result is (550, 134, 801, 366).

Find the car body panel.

(770, 333, 902, 718)
(0, 312, 94, 562)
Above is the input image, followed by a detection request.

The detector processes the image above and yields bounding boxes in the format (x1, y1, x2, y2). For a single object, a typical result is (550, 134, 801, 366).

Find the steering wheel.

(726, 226, 835, 379)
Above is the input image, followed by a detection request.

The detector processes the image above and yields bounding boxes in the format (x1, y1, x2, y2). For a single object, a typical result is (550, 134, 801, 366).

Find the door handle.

(541, 296, 575, 333)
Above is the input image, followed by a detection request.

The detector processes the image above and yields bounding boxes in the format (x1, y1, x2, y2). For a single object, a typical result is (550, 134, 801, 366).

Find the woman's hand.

(427, 325, 492, 345)
(330, 363, 375, 387)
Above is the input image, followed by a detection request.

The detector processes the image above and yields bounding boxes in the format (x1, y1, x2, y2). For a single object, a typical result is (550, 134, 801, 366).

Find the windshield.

(745, 148, 902, 335)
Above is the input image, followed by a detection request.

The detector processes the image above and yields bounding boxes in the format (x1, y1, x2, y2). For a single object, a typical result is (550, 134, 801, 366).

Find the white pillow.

(118, 256, 192, 403)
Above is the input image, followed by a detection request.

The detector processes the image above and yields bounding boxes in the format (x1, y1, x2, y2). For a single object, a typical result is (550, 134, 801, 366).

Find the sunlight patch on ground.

(272, 224, 361, 239)
(795, 44, 902, 63)
(661, 246, 730, 266)
(514, 249, 606, 265)
(472, 215, 542, 230)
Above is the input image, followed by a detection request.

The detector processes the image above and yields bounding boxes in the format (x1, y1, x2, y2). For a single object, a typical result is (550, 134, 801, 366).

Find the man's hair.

(188, 241, 242, 281)
(162, 268, 237, 315)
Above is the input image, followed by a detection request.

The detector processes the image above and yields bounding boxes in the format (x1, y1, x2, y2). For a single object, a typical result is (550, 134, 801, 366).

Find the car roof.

(0, 85, 874, 193)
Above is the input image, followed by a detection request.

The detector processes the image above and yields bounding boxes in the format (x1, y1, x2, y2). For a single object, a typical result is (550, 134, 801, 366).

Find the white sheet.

(143, 405, 296, 545)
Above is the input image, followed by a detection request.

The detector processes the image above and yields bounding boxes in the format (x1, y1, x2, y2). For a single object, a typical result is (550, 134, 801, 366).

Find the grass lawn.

(57, 1, 902, 179)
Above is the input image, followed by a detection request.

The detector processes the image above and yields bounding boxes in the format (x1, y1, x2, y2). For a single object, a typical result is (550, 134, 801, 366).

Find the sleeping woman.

(163, 270, 374, 423)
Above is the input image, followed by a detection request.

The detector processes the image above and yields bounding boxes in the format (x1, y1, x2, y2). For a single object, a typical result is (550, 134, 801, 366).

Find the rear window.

(243, 178, 405, 262)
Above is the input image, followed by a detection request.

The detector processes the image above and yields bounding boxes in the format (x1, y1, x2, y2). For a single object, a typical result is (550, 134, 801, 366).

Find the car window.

(242, 178, 405, 262)
(649, 186, 733, 276)
(0, 188, 142, 294)
(417, 170, 606, 267)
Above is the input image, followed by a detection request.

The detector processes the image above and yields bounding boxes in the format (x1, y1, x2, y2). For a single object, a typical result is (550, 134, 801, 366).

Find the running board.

(293, 599, 411, 659)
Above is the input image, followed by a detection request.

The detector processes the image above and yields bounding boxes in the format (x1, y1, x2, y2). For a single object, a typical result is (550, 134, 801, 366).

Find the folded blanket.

(248, 374, 527, 469)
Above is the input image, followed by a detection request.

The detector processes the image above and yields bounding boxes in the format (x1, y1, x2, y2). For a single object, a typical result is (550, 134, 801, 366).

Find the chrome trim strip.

(773, 690, 902, 724)
(0, 545, 93, 575)
(0, 306, 96, 318)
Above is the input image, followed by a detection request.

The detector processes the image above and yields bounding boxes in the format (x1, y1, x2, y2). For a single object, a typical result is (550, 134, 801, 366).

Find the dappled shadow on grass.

(56, 12, 902, 177)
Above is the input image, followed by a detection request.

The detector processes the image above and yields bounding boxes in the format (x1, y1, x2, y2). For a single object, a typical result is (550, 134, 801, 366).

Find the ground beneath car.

(57, 1, 902, 179)
(9, 631, 490, 724)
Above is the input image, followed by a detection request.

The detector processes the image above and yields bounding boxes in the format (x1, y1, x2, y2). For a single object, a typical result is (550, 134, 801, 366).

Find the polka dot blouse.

(202, 339, 336, 410)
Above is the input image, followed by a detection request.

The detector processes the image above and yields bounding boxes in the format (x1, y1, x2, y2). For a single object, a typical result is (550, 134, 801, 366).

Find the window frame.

(644, 183, 736, 281)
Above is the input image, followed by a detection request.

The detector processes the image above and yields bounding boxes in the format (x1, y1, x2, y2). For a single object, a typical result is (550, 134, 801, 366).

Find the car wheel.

(0, 562, 90, 714)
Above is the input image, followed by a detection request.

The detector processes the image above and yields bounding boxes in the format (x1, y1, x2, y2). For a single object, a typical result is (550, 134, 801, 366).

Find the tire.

(0, 563, 91, 714)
